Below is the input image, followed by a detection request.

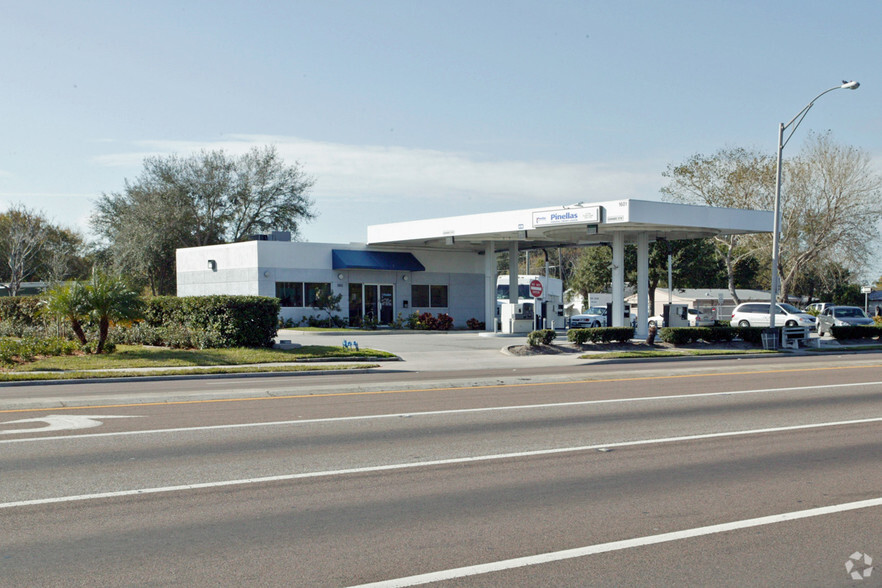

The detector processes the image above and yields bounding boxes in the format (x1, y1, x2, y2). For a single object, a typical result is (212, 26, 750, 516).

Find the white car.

(569, 306, 607, 328)
(730, 302, 816, 329)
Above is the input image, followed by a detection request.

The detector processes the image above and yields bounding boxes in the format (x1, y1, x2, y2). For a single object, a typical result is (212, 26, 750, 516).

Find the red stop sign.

(529, 279, 543, 298)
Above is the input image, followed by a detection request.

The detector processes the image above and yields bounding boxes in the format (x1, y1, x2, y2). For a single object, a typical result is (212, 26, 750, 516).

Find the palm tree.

(85, 270, 143, 353)
(41, 281, 89, 346)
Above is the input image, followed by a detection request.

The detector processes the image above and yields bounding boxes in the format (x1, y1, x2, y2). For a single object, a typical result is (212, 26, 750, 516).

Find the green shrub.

(0, 296, 43, 327)
(0, 336, 79, 366)
(466, 318, 485, 330)
(141, 295, 279, 348)
(567, 327, 633, 344)
(734, 326, 765, 345)
(527, 329, 557, 346)
(830, 325, 882, 340)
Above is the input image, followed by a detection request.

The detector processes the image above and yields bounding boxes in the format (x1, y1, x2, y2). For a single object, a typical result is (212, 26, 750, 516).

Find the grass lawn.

(4, 344, 397, 376)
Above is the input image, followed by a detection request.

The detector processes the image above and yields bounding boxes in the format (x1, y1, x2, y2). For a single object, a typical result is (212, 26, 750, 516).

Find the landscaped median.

(0, 344, 398, 382)
(513, 324, 882, 359)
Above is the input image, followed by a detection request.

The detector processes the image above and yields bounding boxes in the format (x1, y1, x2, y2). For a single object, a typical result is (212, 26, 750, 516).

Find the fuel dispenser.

(535, 301, 565, 330)
(605, 303, 631, 327)
(500, 302, 535, 334)
(662, 303, 689, 327)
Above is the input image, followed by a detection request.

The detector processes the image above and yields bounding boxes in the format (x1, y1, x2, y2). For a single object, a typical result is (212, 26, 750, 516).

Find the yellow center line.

(0, 363, 880, 414)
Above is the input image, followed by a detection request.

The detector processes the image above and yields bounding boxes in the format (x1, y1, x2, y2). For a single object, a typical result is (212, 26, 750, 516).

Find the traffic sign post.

(862, 285, 871, 313)
(529, 279, 543, 298)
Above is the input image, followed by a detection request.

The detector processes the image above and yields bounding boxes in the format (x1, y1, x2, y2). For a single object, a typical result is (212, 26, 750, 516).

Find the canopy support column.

(484, 241, 496, 332)
(636, 232, 649, 338)
(611, 232, 625, 327)
(508, 242, 519, 304)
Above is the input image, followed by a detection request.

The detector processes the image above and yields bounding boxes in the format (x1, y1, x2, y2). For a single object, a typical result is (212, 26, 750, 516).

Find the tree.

(661, 147, 776, 304)
(92, 145, 316, 294)
(774, 133, 882, 301)
(568, 246, 613, 299)
(41, 281, 89, 345)
(629, 239, 726, 313)
(311, 286, 343, 325)
(0, 204, 49, 295)
(84, 271, 143, 354)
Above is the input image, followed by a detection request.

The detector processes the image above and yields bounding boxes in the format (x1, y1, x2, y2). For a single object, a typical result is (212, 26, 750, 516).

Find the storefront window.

(430, 285, 448, 307)
(275, 282, 304, 307)
(411, 284, 447, 308)
(305, 282, 331, 306)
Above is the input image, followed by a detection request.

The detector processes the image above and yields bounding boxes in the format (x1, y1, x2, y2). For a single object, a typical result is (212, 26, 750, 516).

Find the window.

(411, 284, 448, 308)
(305, 282, 330, 306)
(430, 285, 448, 307)
(276, 282, 304, 307)
(411, 285, 430, 307)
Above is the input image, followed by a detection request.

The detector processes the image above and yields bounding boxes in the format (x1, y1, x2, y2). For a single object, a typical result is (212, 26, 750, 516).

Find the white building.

(177, 236, 487, 327)
(177, 199, 773, 335)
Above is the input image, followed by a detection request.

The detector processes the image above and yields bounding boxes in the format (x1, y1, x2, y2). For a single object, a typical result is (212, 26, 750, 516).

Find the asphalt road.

(2, 353, 881, 586)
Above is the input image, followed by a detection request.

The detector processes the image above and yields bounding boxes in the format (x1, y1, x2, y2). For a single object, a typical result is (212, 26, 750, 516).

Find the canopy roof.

(366, 199, 772, 252)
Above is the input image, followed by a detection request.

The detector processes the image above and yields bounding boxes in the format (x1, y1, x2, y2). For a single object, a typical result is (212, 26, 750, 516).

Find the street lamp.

(768, 80, 860, 332)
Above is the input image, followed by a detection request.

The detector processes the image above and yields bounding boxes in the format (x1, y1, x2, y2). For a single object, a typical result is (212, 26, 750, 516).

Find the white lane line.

(3, 415, 882, 510)
(3, 380, 881, 444)
(350, 497, 882, 587)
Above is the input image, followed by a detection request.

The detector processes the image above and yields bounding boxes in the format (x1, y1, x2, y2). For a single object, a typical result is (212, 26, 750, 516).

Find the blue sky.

(3, 1, 881, 279)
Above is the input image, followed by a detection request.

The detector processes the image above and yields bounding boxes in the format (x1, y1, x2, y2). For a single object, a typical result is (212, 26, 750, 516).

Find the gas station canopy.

(365, 198, 773, 336)
(366, 199, 772, 252)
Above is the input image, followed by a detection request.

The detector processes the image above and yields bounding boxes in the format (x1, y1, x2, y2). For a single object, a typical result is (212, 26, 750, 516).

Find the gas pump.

(662, 303, 689, 327)
(605, 303, 631, 327)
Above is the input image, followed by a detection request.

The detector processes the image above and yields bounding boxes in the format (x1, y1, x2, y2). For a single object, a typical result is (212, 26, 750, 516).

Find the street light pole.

(768, 80, 860, 331)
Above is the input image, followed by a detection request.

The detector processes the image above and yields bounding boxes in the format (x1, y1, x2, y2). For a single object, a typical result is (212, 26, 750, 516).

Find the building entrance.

(348, 283, 394, 326)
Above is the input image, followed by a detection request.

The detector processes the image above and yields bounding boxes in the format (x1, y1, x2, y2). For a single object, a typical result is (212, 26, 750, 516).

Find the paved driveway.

(276, 329, 578, 372)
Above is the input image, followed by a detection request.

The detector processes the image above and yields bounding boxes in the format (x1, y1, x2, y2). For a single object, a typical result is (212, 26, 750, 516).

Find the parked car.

(730, 302, 816, 329)
(687, 308, 714, 327)
(804, 302, 833, 314)
(569, 306, 607, 328)
(816, 305, 875, 336)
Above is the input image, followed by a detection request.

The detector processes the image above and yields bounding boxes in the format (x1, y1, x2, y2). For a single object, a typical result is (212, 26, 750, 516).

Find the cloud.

(91, 134, 666, 209)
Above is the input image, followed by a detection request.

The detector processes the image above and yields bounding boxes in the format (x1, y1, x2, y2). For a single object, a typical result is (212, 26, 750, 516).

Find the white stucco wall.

(176, 241, 261, 296)
(176, 241, 489, 327)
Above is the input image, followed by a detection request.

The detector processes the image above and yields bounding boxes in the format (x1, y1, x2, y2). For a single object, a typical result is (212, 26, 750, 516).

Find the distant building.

(625, 288, 773, 321)
(0, 282, 47, 296)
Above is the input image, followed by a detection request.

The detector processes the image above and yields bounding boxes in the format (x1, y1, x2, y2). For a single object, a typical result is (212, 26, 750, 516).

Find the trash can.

(761, 328, 778, 350)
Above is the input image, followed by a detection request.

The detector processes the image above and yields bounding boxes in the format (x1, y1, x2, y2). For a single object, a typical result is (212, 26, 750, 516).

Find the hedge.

(658, 327, 738, 345)
(567, 326, 634, 344)
(141, 296, 280, 348)
(830, 325, 882, 341)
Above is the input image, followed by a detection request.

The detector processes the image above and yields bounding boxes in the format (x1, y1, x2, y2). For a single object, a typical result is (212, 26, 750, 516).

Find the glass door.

(380, 285, 394, 324)
(348, 284, 363, 327)
(364, 285, 379, 324)
(350, 284, 394, 326)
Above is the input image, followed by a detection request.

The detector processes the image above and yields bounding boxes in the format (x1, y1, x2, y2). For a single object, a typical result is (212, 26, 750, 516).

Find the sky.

(3, 1, 881, 281)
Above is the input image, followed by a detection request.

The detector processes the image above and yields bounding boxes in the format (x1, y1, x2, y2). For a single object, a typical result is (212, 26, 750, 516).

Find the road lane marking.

(2, 415, 882, 509)
(350, 497, 882, 587)
(2, 380, 881, 444)
(1, 363, 880, 415)
(0, 415, 141, 434)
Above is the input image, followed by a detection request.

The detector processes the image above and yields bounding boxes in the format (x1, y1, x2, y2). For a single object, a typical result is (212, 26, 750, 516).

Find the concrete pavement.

(277, 328, 580, 372)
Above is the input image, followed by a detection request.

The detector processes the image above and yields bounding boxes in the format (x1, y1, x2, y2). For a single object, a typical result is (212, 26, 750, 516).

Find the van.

(730, 302, 816, 329)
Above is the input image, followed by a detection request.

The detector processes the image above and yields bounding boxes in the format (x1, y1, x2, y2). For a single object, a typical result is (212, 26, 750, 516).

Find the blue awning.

(332, 250, 425, 272)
